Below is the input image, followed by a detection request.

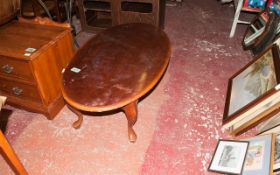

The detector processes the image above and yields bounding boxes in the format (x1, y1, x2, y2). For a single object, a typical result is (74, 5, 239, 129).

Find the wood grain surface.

(0, 20, 75, 119)
(62, 23, 171, 112)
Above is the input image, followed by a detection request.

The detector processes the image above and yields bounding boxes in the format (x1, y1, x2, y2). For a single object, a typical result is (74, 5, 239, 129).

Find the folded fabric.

(248, 0, 267, 8)
(0, 96, 7, 110)
(269, 1, 280, 14)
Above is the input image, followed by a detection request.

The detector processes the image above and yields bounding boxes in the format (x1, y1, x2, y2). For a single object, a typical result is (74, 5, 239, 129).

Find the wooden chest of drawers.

(0, 20, 75, 119)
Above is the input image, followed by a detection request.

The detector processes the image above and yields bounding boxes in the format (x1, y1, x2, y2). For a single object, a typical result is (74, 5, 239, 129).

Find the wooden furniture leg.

(67, 105, 83, 129)
(0, 95, 28, 174)
(0, 131, 28, 175)
(122, 101, 138, 143)
(0, 130, 28, 175)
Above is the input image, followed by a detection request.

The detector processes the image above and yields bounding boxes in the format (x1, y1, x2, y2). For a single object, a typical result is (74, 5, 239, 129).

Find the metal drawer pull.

(12, 87, 23, 96)
(2, 64, 14, 74)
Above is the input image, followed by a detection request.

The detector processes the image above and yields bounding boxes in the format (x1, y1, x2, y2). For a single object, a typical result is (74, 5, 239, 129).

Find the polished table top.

(62, 23, 171, 112)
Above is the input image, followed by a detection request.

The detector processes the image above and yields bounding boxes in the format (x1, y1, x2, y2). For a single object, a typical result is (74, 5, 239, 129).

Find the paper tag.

(25, 48, 37, 53)
(71, 67, 81, 73)
(275, 84, 280, 90)
(24, 53, 31, 56)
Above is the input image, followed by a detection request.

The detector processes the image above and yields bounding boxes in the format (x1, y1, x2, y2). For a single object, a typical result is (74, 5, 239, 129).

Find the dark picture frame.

(223, 44, 280, 131)
(208, 139, 249, 174)
(242, 10, 269, 50)
(242, 10, 279, 56)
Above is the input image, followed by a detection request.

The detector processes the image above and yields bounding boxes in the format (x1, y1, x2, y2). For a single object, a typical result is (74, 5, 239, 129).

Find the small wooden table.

(61, 23, 171, 142)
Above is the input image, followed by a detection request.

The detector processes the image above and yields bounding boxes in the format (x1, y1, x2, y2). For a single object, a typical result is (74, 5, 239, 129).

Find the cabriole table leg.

(122, 101, 138, 143)
(67, 105, 84, 129)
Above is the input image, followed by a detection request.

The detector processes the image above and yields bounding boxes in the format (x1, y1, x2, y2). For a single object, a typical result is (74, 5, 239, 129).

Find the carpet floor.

(0, 0, 256, 174)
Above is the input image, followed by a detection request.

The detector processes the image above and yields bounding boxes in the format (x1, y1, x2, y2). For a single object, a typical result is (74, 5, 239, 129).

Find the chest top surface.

(62, 23, 171, 112)
(0, 21, 66, 60)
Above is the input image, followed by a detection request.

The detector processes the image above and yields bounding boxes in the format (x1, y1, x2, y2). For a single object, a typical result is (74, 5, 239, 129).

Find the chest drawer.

(0, 78, 41, 103)
(0, 56, 34, 81)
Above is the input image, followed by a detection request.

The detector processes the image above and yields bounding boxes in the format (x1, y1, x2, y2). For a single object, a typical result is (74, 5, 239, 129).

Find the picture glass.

(228, 49, 277, 116)
(257, 111, 280, 134)
(209, 140, 249, 174)
(274, 134, 280, 172)
(242, 134, 273, 175)
(244, 141, 265, 170)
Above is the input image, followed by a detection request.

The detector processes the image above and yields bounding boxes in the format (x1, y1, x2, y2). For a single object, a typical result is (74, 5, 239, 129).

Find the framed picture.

(223, 44, 280, 130)
(242, 8, 280, 56)
(241, 134, 274, 175)
(242, 10, 269, 50)
(208, 139, 249, 174)
(257, 110, 280, 135)
(274, 133, 280, 172)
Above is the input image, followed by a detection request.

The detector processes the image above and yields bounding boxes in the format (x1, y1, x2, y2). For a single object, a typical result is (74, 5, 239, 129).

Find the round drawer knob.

(12, 87, 23, 96)
(2, 64, 14, 74)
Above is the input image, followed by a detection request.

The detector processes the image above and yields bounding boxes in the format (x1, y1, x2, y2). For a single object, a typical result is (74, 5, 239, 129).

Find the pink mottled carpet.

(0, 0, 255, 174)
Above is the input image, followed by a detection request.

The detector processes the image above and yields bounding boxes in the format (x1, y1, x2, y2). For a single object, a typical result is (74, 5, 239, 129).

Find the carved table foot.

(67, 105, 83, 129)
(122, 101, 138, 143)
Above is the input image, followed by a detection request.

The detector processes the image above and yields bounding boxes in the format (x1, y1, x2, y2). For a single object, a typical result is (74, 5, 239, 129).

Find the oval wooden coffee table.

(61, 23, 171, 142)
